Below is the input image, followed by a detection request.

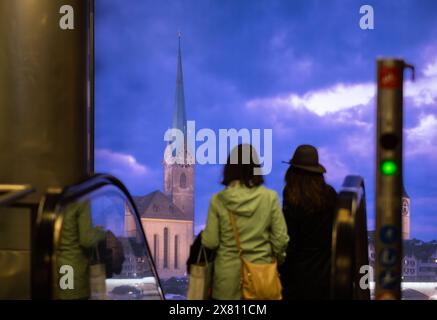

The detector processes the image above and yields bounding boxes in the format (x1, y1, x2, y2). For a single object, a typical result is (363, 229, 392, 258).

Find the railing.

(0, 184, 34, 207)
(331, 175, 370, 300)
(33, 174, 164, 300)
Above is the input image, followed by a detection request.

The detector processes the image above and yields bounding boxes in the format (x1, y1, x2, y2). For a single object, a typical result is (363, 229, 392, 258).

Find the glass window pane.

(54, 185, 163, 300)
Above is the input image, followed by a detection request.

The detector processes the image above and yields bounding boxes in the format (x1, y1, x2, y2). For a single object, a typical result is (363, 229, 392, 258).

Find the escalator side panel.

(331, 175, 370, 300)
(35, 174, 164, 300)
(0, 207, 32, 299)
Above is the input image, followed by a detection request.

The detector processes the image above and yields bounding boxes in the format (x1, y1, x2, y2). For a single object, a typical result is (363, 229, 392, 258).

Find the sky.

(94, 0, 437, 241)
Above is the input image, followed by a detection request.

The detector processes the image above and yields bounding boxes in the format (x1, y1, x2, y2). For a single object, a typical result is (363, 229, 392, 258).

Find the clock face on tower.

(402, 200, 409, 216)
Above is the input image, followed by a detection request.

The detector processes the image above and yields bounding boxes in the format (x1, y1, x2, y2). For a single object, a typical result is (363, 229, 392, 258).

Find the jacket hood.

(217, 182, 265, 217)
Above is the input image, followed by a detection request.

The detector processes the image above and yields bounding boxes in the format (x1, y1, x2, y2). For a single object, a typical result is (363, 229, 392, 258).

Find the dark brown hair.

(283, 166, 331, 213)
(222, 144, 264, 188)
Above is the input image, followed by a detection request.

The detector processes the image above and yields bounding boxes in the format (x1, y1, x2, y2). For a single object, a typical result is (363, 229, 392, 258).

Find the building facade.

(368, 235, 437, 282)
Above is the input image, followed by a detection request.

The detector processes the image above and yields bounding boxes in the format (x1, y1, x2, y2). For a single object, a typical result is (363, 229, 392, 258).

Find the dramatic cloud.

(318, 148, 350, 187)
(246, 82, 375, 116)
(423, 59, 437, 77)
(95, 148, 159, 193)
(406, 114, 437, 157)
(96, 148, 149, 175)
(344, 131, 374, 159)
(405, 61, 437, 107)
(246, 56, 437, 118)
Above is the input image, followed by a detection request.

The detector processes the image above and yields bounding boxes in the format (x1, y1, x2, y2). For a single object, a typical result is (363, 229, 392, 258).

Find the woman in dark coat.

(279, 145, 337, 300)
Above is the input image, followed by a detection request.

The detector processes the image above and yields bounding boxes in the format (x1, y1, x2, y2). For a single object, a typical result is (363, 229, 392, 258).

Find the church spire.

(163, 32, 195, 227)
(172, 32, 187, 137)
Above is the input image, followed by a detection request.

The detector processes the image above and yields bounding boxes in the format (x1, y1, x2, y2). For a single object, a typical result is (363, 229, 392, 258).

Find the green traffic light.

(381, 160, 397, 175)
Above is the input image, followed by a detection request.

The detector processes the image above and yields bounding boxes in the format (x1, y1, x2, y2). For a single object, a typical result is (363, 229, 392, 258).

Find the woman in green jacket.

(56, 201, 106, 299)
(201, 144, 289, 300)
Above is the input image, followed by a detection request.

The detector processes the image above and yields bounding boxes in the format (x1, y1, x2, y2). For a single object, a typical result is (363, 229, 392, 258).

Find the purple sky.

(95, 0, 437, 240)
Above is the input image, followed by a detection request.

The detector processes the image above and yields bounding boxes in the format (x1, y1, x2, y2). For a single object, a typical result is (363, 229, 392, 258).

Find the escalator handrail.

(0, 184, 34, 206)
(33, 173, 164, 300)
(331, 175, 370, 300)
(340, 175, 365, 209)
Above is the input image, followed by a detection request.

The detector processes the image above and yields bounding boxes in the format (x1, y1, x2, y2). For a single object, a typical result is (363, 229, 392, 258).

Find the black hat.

(282, 144, 326, 173)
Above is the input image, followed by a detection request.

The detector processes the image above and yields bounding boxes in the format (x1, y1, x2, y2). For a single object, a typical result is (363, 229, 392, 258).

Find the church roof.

(133, 190, 191, 221)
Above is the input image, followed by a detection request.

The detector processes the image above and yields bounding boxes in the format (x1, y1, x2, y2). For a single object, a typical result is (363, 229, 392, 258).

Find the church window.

(163, 227, 169, 269)
(153, 234, 159, 268)
(180, 173, 187, 188)
(174, 235, 179, 269)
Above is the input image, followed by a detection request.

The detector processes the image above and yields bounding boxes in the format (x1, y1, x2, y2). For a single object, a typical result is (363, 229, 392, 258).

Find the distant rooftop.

(368, 230, 437, 261)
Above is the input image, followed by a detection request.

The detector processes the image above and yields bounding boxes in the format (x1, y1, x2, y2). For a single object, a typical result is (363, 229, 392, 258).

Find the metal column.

(0, 0, 92, 299)
(0, 0, 92, 198)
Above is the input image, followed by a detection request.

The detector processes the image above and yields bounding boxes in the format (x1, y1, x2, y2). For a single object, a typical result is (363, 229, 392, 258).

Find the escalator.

(33, 174, 164, 300)
(0, 185, 34, 207)
(1, 174, 378, 300)
(8, 173, 371, 300)
(3, 172, 372, 300)
(331, 175, 371, 300)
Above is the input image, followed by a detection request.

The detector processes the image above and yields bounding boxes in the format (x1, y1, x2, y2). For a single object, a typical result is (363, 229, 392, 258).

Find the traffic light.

(375, 59, 414, 300)
(381, 160, 397, 176)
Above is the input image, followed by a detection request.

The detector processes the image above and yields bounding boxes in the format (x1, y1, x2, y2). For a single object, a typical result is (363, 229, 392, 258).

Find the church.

(126, 36, 194, 279)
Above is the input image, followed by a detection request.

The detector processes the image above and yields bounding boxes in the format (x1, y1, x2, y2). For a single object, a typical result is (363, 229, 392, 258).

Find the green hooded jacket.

(201, 182, 289, 300)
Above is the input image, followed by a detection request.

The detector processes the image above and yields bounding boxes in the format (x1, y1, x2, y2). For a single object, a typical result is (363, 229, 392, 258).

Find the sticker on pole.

(379, 67, 401, 88)
(379, 270, 397, 290)
(380, 248, 397, 267)
(380, 226, 398, 244)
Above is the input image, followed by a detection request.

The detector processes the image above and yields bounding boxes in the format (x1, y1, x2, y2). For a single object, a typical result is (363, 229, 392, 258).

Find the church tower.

(402, 186, 410, 240)
(163, 35, 195, 224)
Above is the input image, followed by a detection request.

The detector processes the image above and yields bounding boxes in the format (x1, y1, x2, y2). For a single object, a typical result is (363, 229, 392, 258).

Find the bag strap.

(91, 244, 101, 265)
(196, 246, 209, 265)
(229, 210, 277, 264)
(228, 210, 243, 258)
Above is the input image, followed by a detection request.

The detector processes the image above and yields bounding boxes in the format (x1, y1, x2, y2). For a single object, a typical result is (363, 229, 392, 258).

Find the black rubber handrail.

(33, 173, 164, 299)
(331, 175, 370, 300)
(0, 184, 34, 207)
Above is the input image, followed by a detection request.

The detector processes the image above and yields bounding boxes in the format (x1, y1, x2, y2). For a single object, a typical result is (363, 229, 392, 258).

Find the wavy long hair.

(283, 166, 331, 213)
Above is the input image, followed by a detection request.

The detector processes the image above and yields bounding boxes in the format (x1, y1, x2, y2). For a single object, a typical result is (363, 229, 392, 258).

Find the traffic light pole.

(375, 59, 414, 300)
